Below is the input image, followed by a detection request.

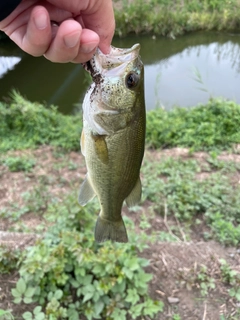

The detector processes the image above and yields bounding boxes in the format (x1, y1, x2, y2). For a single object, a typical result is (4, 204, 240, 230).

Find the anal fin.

(125, 177, 142, 208)
(78, 175, 96, 206)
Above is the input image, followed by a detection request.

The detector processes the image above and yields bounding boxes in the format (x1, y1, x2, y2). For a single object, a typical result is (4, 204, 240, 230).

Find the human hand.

(0, 0, 115, 63)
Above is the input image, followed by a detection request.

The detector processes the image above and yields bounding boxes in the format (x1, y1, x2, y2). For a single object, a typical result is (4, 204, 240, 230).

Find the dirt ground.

(1, 146, 240, 319)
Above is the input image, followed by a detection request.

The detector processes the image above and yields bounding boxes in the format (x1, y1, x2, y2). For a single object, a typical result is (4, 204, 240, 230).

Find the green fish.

(79, 44, 146, 243)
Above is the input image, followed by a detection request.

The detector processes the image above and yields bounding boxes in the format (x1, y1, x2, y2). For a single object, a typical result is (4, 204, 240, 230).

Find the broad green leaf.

(111, 308, 127, 320)
(54, 289, 63, 300)
(33, 306, 42, 315)
(77, 288, 82, 297)
(235, 292, 240, 301)
(35, 313, 45, 320)
(143, 299, 164, 316)
(11, 288, 21, 298)
(67, 308, 79, 320)
(229, 288, 235, 297)
(125, 288, 140, 305)
(24, 287, 35, 298)
(112, 280, 126, 294)
(83, 292, 94, 303)
(70, 279, 79, 288)
(122, 267, 133, 279)
(13, 297, 22, 304)
(94, 300, 104, 315)
(16, 278, 26, 294)
(23, 297, 33, 304)
(22, 311, 33, 320)
(129, 303, 144, 319)
(82, 275, 93, 286)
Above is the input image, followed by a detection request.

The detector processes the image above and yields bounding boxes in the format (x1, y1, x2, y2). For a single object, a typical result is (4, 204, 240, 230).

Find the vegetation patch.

(114, 0, 240, 38)
(146, 98, 240, 151)
(8, 197, 163, 320)
(1, 93, 240, 318)
(0, 92, 82, 152)
(142, 153, 240, 246)
(1, 146, 240, 318)
(2, 94, 240, 153)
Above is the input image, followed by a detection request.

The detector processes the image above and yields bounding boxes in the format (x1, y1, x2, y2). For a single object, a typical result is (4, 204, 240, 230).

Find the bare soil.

(1, 146, 240, 319)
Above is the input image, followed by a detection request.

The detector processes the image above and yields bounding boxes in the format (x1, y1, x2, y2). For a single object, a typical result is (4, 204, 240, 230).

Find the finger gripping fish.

(79, 44, 146, 243)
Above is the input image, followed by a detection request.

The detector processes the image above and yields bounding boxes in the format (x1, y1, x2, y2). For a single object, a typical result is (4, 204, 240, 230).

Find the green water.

(0, 31, 240, 113)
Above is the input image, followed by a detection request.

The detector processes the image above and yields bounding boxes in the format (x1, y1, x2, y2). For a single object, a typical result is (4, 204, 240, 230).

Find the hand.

(0, 0, 115, 63)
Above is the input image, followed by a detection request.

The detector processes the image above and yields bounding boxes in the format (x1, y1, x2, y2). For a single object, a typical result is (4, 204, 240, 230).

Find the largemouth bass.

(79, 44, 146, 243)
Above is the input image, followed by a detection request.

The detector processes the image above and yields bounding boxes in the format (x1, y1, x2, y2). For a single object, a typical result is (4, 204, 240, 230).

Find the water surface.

(0, 31, 240, 113)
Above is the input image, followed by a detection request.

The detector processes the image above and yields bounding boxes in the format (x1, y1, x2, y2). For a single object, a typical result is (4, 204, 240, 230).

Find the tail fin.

(94, 216, 128, 243)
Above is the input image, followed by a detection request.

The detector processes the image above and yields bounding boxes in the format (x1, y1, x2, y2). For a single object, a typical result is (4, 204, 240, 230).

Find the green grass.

(114, 0, 240, 38)
(2, 94, 240, 153)
(2, 92, 240, 318)
(142, 156, 240, 246)
(146, 98, 240, 151)
(8, 196, 163, 320)
(1, 0, 240, 44)
(0, 91, 82, 152)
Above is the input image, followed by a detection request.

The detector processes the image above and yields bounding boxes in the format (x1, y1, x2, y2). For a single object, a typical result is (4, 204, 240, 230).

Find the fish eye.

(125, 72, 139, 89)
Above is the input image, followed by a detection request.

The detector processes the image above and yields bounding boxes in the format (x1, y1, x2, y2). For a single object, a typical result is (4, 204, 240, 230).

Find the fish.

(78, 44, 146, 243)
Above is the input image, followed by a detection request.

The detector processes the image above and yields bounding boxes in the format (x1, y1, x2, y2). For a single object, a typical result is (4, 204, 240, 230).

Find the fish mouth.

(82, 44, 141, 80)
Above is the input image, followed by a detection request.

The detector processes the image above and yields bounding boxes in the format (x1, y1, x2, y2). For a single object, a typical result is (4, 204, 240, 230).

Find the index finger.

(76, 0, 115, 54)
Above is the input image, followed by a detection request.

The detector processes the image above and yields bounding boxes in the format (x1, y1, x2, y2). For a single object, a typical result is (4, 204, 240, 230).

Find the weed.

(0, 91, 82, 152)
(22, 306, 45, 320)
(219, 259, 240, 301)
(220, 259, 239, 285)
(1, 156, 35, 172)
(114, 0, 240, 38)
(2, 94, 240, 153)
(142, 156, 240, 246)
(0, 309, 14, 320)
(0, 245, 20, 274)
(146, 99, 240, 151)
(11, 196, 163, 320)
(21, 184, 52, 214)
(178, 264, 215, 296)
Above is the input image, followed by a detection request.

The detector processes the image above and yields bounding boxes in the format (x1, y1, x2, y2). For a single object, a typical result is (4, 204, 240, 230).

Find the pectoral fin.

(80, 130, 85, 156)
(91, 134, 109, 165)
(125, 177, 142, 208)
(78, 175, 96, 206)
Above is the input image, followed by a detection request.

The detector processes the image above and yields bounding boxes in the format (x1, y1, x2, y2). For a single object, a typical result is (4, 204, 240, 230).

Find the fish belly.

(84, 114, 144, 242)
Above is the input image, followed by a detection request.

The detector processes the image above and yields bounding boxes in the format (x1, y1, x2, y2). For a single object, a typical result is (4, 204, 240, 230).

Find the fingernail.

(80, 43, 97, 54)
(64, 31, 81, 48)
(34, 13, 48, 30)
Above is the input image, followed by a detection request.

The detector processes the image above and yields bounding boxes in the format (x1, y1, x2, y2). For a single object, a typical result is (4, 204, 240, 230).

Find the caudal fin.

(94, 216, 128, 243)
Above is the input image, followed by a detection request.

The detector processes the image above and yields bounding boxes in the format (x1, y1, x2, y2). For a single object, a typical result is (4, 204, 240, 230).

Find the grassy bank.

(1, 93, 240, 153)
(1, 0, 240, 42)
(114, 0, 240, 37)
(2, 95, 240, 318)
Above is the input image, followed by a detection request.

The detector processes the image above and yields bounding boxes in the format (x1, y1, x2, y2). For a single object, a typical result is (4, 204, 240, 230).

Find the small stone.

(167, 297, 179, 304)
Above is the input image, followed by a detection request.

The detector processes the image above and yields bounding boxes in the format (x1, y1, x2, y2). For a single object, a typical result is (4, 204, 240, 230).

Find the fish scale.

(78, 44, 146, 243)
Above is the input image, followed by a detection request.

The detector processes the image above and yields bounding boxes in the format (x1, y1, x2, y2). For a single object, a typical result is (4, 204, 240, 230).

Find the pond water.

(0, 31, 240, 114)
